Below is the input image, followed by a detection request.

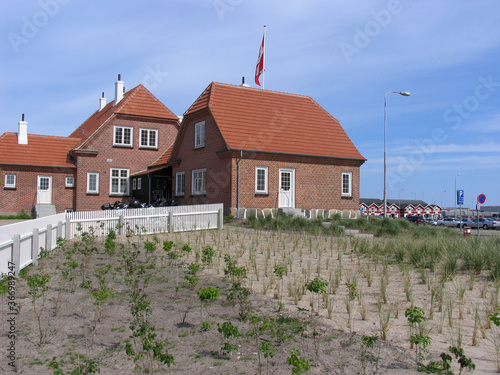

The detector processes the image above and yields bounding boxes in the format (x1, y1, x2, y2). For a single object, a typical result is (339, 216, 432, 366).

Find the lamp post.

(384, 91, 410, 218)
(399, 188, 404, 218)
(454, 173, 460, 220)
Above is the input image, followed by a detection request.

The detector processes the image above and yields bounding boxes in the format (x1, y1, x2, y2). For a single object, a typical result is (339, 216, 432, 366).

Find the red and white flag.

(255, 27, 265, 87)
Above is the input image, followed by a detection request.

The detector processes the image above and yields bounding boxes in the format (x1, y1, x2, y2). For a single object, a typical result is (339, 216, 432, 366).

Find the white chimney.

(99, 92, 106, 111)
(18, 114, 28, 145)
(114, 74, 124, 105)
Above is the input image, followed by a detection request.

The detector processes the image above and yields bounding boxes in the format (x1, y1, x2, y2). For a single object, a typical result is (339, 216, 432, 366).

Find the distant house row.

(360, 198, 442, 218)
(0, 76, 366, 217)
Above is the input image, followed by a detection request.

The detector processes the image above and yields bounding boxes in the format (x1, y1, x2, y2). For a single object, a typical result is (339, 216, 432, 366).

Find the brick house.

(0, 76, 179, 216)
(0, 118, 80, 216)
(169, 82, 366, 215)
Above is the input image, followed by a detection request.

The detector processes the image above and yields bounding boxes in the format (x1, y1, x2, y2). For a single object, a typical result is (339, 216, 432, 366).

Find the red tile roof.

(0, 133, 80, 167)
(70, 84, 178, 147)
(149, 143, 174, 168)
(184, 82, 365, 160)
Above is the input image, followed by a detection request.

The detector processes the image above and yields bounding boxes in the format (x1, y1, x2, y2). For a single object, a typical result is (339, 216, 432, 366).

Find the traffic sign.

(457, 190, 464, 205)
(478, 194, 486, 204)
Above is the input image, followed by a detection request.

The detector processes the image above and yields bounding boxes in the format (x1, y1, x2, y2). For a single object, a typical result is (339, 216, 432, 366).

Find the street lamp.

(441, 190, 446, 208)
(454, 173, 460, 220)
(384, 91, 411, 218)
(399, 188, 404, 218)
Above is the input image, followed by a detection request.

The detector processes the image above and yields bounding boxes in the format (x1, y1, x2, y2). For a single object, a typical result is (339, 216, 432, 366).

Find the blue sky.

(1, 0, 499, 207)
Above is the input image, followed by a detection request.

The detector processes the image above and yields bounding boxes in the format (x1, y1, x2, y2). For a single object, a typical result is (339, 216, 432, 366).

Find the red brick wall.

(231, 153, 362, 211)
(74, 115, 178, 211)
(171, 113, 232, 208)
(0, 165, 76, 215)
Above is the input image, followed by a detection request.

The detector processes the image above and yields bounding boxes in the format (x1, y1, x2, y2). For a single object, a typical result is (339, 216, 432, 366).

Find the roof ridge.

(183, 82, 214, 115)
(211, 81, 314, 100)
(114, 84, 142, 113)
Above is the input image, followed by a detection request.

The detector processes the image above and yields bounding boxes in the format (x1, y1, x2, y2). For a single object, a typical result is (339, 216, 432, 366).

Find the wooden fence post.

(169, 211, 174, 233)
(33, 228, 40, 266)
(218, 208, 223, 229)
(57, 221, 63, 240)
(11, 234, 21, 277)
(119, 214, 124, 236)
(45, 224, 52, 252)
(65, 215, 71, 240)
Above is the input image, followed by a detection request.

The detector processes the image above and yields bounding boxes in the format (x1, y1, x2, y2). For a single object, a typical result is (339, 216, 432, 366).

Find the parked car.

(459, 218, 475, 228)
(483, 218, 500, 230)
(437, 217, 461, 227)
(406, 215, 425, 224)
(425, 218, 438, 226)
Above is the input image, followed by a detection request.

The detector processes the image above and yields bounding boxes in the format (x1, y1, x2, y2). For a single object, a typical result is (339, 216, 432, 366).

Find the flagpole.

(262, 25, 266, 90)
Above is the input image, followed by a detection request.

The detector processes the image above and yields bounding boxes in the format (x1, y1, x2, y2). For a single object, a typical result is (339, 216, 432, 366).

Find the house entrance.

(37, 176, 52, 204)
(278, 168, 295, 208)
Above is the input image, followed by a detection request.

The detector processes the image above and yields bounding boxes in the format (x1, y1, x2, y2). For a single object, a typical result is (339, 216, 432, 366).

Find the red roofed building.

(169, 82, 366, 215)
(0, 76, 179, 216)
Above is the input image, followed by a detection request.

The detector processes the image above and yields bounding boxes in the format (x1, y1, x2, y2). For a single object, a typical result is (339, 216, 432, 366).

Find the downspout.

(237, 150, 242, 218)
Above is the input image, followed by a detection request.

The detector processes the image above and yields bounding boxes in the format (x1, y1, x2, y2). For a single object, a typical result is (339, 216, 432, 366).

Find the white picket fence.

(0, 204, 223, 276)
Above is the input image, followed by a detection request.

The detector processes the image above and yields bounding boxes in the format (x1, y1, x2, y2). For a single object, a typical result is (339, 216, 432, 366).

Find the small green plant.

(201, 245, 216, 267)
(305, 277, 328, 314)
(217, 321, 240, 357)
(201, 321, 211, 331)
(26, 271, 51, 345)
(405, 306, 431, 368)
(198, 287, 220, 319)
(360, 334, 380, 375)
(184, 263, 201, 288)
(287, 349, 310, 375)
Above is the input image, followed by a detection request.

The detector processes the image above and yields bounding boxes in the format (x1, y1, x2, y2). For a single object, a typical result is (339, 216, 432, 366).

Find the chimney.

(18, 114, 28, 145)
(114, 74, 124, 105)
(99, 92, 106, 111)
(240, 76, 250, 87)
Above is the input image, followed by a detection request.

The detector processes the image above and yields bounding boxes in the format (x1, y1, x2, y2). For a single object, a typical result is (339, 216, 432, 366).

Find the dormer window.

(113, 126, 133, 147)
(194, 121, 205, 148)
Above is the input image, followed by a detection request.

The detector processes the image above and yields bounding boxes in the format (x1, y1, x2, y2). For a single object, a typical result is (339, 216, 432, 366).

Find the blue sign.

(457, 190, 464, 205)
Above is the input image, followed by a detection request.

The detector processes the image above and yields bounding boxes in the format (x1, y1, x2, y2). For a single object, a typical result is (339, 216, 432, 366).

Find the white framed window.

(113, 126, 133, 147)
(4, 174, 16, 188)
(65, 176, 74, 188)
(132, 178, 137, 190)
(176, 172, 185, 196)
(87, 172, 99, 194)
(191, 169, 206, 195)
(194, 121, 205, 148)
(341, 172, 352, 197)
(140, 128, 158, 149)
(137, 178, 142, 190)
(110, 168, 130, 195)
(255, 167, 268, 194)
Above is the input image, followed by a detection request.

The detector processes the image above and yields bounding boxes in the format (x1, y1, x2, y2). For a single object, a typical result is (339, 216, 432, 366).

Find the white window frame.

(113, 125, 133, 147)
(5, 174, 16, 188)
(194, 121, 205, 149)
(137, 178, 142, 190)
(255, 167, 268, 194)
(65, 176, 74, 188)
(139, 128, 158, 149)
(87, 172, 99, 194)
(132, 178, 137, 190)
(191, 169, 206, 195)
(110, 168, 130, 196)
(176, 172, 185, 196)
(341, 172, 352, 197)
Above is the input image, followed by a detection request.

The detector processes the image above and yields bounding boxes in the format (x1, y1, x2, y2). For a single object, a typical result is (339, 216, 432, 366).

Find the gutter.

(237, 150, 243, 219)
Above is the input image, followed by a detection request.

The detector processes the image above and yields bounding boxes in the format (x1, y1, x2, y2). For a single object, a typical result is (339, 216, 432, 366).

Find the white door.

(278, 169, 295, 208)
(37, 176, 52, 204)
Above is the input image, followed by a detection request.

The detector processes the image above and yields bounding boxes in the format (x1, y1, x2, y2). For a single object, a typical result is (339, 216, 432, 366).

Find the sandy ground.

(0, 223, 498, 374)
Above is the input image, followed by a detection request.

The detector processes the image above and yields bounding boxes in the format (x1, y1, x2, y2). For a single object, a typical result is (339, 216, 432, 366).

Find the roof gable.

(184, 82, 365, 161)
(0, 132, 80, 167)
(70, 84, 178, 147)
